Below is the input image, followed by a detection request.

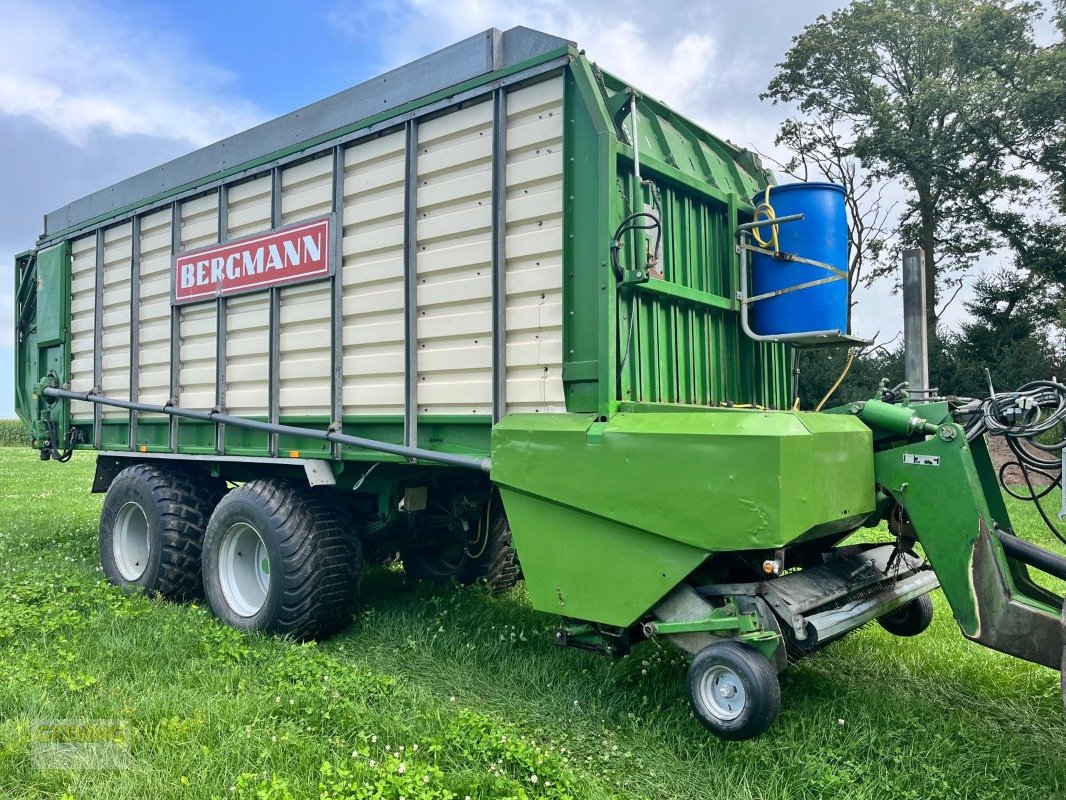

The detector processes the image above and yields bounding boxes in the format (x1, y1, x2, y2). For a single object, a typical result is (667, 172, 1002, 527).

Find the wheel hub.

(700, 665, 746, 721)
(219, 522, 270, 617)
(113, 501, 150, 581)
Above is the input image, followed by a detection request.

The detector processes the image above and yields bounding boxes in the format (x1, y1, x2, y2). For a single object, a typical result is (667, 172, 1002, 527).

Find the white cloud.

(0, 0, 271, 409)
(0, 0, 264, 147)
(333, 1, 719, 113)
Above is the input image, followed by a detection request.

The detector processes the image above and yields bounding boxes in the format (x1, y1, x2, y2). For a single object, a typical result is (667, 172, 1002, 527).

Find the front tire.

(202, 480, 361, 639)
(686, 641, 781, 740)
(877, 594, 934, 637)
(99, 463, 225, 599)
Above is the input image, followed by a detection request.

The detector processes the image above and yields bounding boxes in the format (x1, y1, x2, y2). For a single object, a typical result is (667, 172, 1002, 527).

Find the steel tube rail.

(997, 530, 1066, 582)
(42, 386, 491, 472)
(735, 213, 804, 232)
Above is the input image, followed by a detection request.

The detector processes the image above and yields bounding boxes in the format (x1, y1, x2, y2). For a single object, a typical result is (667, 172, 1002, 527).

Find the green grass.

(0, 447, 1062, 800)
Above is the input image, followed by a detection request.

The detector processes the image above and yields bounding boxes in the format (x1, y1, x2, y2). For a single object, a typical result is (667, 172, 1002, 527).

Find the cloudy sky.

(0, 0, 1005, 416)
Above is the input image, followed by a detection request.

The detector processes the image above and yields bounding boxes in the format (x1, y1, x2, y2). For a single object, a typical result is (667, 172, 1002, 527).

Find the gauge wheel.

(686, 640, 781, 740)
(877, 594, 934, 637)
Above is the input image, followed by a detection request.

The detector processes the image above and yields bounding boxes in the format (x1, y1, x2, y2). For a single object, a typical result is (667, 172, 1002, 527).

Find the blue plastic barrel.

(749, 182, 848, 336)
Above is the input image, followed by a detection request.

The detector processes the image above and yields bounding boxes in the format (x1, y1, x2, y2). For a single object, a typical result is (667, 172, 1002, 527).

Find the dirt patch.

(984, 434, 1056, 487)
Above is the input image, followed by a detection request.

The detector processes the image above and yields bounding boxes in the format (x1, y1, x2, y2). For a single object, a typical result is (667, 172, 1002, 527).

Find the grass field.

(0, 447, 1062, 800)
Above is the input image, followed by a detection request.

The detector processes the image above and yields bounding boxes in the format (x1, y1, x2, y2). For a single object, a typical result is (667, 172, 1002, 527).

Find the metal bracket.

(643, 597, 760, 637)
(734, 218, 871, 349)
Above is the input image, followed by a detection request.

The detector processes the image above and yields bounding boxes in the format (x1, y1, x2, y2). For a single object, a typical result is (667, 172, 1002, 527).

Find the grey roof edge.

(43, 26, 574, 238)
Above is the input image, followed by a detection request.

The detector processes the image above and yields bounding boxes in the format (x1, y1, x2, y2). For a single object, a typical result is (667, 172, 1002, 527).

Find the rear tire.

(402, 497, 519, 593)
(202, 480, 361, 639)
(686, 640, 781, 740)
(99, 463, 225, 599)
(877, 593, 934, 637)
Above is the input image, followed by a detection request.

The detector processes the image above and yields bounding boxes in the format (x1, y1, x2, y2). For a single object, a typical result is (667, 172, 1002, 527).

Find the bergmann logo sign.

(173, 217, 331, 304)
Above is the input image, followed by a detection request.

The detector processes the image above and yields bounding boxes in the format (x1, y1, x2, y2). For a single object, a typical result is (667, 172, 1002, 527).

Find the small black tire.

(686, 641, 781, 741)
(99, 463, 226, 599)
(480, 514, 520, 593)
(202, 480, 361, 640)
(877, 594, 934, 637)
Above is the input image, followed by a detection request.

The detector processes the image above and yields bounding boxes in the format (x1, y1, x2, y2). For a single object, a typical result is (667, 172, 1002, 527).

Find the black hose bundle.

(44, 418, 78, 462)
(958, 379, 1066, 545)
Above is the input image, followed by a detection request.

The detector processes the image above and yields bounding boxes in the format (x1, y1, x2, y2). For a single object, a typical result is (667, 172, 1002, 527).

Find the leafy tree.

(764, 0, 1051, 330)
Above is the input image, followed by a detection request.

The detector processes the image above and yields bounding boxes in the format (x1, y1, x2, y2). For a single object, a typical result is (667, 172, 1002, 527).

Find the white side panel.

(137, 209, 173, 411)
(504, 76, 565, 413)
(178, 194, 219, 410)
(71, 73, 565, 432)
(279, 156, 332, 417)
(341, 131, 407, 416)
(226, 294, 270, 416)
(415, 100, 493, 415)
(100, 223, 132, 418)
(69, 234, 97, 420)
(281, 156, 333, 225)
(225, 176, 272, 417)
(227, 175, 272, 240)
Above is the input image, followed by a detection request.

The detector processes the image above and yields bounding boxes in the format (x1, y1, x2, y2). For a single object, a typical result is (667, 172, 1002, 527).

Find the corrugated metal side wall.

(504, 77, 565, 414)
(68, 234, 96, 420)
(415, 99, 494, 415)
(137, 208, 173, 414)
(64, 72, 566, 445)
(341, 130, 407, 416)
(279, 156, 333, 418)
(178, 193, 220, 412)
(100, 224, 132, 418)
(224, 176, 272, 418)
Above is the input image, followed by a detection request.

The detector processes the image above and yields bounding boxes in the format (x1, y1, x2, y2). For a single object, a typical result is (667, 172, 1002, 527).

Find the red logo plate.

(173, 217, 330, 304)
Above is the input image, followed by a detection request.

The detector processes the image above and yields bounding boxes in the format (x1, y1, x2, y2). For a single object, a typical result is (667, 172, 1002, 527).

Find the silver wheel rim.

(113, 501, 151, 581)
(218, 522, 270, 617)
(699, 664, 747, 721)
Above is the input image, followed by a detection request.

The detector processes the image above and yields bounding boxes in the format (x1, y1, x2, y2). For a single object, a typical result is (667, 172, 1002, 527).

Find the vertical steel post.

(902, 247, 929, 398)
(169, 201, 181, 452)
(268, 167, 282, 456)
(491, 88, 508, 423)
(215, 185, 228, 454)
(330, 145, 345, 459)
(129, 215, 141, 450)
(92, 228, 104, 449)
(403, 119, 419, 451)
